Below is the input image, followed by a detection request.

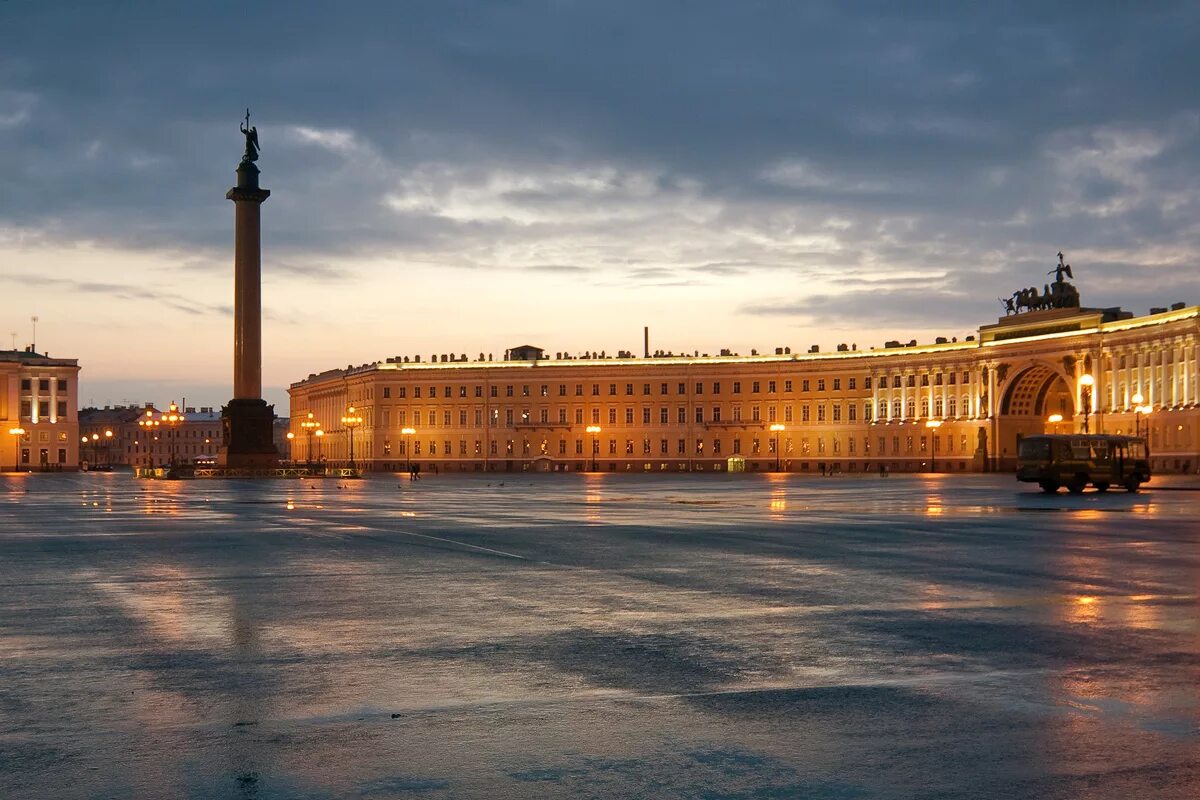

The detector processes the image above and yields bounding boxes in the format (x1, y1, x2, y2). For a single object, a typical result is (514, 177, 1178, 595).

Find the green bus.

(1016, 434, 1151, 494)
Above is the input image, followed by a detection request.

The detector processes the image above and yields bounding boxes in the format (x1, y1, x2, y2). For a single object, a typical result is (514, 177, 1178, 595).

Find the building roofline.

(287, 304, 1200, 389)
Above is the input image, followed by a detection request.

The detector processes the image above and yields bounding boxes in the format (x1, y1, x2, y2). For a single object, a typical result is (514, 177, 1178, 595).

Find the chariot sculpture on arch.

(1000, 251, 1081, 315)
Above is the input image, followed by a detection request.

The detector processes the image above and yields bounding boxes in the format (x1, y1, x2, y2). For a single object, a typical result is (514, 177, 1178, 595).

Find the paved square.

(2, 473, 1198, 798)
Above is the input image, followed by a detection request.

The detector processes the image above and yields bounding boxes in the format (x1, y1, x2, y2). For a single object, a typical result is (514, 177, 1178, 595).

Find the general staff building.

(288, 298, 1200, 475)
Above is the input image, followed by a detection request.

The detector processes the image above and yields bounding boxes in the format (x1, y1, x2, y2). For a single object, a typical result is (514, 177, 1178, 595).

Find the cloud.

(1, 0, 1199, 398)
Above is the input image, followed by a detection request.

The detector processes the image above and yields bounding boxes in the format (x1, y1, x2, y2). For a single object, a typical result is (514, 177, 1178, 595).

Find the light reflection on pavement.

(1, 472, 1198, 799)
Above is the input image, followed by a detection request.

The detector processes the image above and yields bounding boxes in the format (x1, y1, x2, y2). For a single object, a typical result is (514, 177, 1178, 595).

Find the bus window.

(1018, 438, 1050, 460)
(1091, 441, 1110, 462)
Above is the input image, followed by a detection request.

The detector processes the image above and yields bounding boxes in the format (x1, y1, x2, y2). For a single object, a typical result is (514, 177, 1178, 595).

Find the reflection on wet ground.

(1, 472, 1198, 798)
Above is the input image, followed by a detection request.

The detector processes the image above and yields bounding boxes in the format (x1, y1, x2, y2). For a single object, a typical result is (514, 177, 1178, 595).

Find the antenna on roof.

(9, 332, 15, 350)
(30, 316, 38, 353)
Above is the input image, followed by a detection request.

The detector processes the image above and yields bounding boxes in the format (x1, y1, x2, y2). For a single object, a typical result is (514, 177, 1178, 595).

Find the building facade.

(79, 405, 225, 468)
(1, 348, 81, 471)
(288, 302, 1200, 476)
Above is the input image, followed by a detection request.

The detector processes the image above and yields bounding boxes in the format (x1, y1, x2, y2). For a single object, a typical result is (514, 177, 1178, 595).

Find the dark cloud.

(1, 0, 1199, 320)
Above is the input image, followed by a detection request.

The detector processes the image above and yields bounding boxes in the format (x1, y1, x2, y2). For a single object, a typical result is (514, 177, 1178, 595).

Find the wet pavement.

(1, 471, 1198, 799)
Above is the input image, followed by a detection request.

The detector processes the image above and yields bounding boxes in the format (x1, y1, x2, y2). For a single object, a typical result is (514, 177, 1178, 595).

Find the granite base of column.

(218, 398, 279, 468)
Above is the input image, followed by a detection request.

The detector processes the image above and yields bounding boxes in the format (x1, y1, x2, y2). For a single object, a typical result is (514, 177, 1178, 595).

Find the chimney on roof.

(644, 326, 649, 358)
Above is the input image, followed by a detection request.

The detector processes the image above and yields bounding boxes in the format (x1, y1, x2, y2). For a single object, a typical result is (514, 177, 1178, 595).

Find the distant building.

(289, 300, 1200, 475)
(1, 348, 80, 471)
(79, 404, 223, 468)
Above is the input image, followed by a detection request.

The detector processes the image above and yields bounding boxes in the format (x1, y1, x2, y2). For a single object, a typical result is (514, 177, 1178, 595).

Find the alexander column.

(219, 110, 279, 467)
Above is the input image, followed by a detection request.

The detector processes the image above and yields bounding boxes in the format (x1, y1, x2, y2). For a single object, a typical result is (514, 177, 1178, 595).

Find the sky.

(2, 1, 1199, 411)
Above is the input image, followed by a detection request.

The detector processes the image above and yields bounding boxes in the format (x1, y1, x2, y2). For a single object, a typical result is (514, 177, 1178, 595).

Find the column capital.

(226, 186, 271, 203)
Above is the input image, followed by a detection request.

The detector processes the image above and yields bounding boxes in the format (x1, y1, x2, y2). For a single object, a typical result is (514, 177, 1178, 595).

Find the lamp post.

(1130, 391, 1152, 438)
(286, 431, 295, 463)
(586, 425, 601, 471)
(341, 407, 363, 471)
(401, 427, 416, 475)
(9, 427, 25, 472)
(138, 410, 160, 467)
(925, 419, 943, 472)
(314, 428, 325, 472)
(104, 430, 113, 467)
(82, 436, 90, 467)
(1078, 374, 1095, 433)
(769, 423, 785, 472)
(300, 412, 321, 467)
(161, 402, 185, 469)
(1047, 413, 1063, 434)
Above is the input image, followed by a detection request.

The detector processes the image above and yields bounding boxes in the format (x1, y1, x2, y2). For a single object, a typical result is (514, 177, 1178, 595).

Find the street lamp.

(1047, 413, 1063, 434)
(137, 410, 160, 467)
(1130, 392, 1151, 438)
(104, 430, 113, 467)
(1078, 374, 1095, 433)
(314, 428, 325, 471)
(401, 427, 416, 475)
(341, 407, 363, 471)
(769, 423, 785, 471)
(161, 402, 185, 470)
(300, 412, 321, 468)
(286, 431, 295, 463)
(585, 425, 601, 471)
(9, 427, 25, 473)
(925, 419, 943, 472)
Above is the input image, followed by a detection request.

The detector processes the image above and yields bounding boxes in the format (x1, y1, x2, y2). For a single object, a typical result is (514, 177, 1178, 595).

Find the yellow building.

(288, 302, 1200, 475)
(1, 348, 81, 472)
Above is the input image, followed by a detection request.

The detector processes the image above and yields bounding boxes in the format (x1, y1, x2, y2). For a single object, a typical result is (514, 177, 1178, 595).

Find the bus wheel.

(1039, 482, 1059, 493)
(1095, 482, 1110, 493)
(1067, 476, 1087, 494)
(1125, 476, 1141, 493)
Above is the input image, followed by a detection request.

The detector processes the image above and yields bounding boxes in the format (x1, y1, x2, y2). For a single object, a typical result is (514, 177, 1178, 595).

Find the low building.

(79, 404, 223, 468)
(1, 348, 81, 471)
(289, 276, 1200, 475)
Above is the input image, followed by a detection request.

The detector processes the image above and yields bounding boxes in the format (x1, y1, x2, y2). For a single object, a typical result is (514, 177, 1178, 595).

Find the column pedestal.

(219, 398, 278, 467)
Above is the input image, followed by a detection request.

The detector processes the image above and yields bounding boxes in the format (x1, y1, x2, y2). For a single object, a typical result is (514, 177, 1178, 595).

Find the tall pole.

(10, 427, 24, 472)
(586, 425, 601, 471)
(1078, 374, 1095, 435)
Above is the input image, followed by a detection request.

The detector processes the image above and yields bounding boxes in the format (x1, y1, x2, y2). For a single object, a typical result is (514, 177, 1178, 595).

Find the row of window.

(18, 378, 69, 392)
(379, 433, 972, 458)
(361, 372, 980, 403)
(368, 399, 983, 429)
(18, 400, 68, 420)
